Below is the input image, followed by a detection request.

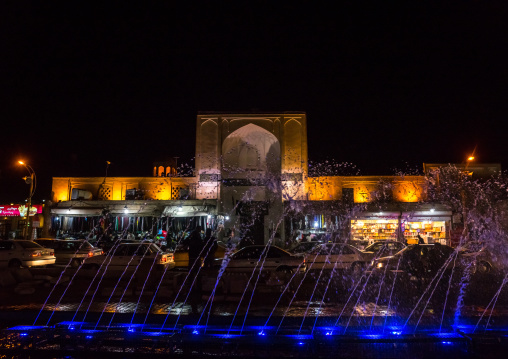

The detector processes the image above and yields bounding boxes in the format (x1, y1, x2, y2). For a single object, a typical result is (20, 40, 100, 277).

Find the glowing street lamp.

(17, 161, 36, 240)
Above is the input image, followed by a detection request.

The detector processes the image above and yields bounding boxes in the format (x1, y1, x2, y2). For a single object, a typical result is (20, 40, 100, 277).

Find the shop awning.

(50, 199, 216, 218)
(51, 208, 104, 217)
(162, 205, 213, 217)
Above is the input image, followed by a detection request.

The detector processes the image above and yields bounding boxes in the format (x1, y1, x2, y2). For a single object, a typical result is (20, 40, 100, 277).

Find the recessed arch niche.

(222, 124, 281, 180)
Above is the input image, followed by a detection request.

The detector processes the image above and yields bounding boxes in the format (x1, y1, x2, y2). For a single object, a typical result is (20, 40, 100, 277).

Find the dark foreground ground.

(1, 265, 508, 358)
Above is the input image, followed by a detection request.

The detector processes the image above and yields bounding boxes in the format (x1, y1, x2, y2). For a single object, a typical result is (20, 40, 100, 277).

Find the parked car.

(459, 241, 504, 274)
(35, 239, 103, 267)
(304, 243, 372, 273)
(96, 239, 137, 254)
(173, 241, 230, 268)
(288, 241, 323, 255)
(370, 243, 456, 278)
(362, 240, 406, 261)
(0, 240, 55, 268)
(222, 245, 306, 274)
(83, 243, 175, 271)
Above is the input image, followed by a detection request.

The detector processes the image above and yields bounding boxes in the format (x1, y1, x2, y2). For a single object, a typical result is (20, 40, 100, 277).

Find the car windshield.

(36, 240, 53, 247)
(233, 247, 265, 259)
(116, 243, 162, 256)
(18, 241, 43, 249)
(289, 242, 319, 253)
(309, 244, 355, 255)
(60, 241, 92, 251)
(364, 243, 379, 252)
(391, 245, 410, 257)
(364, 241, 405, 255)
(461, 242, 485, 253)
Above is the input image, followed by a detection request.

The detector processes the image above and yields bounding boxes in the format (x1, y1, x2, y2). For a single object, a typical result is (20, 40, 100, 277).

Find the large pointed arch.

(222, 124, 281, 179)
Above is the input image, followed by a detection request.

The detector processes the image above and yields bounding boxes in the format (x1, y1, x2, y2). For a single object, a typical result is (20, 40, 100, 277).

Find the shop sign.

(32, 214, 41, 228)
(0, 204, 43, 217)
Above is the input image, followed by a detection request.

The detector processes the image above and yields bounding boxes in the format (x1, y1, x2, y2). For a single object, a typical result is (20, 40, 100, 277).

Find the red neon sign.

(0, 204, 43, 217)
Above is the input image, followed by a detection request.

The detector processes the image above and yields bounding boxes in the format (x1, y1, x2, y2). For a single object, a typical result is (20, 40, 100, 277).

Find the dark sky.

(1, 2, 507, 203)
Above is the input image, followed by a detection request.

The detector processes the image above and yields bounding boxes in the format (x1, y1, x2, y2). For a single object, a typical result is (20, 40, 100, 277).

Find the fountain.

(2, 164, 508, 358)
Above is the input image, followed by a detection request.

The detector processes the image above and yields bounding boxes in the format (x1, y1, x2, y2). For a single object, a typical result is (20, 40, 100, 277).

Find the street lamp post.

(18, 161, 36, 240)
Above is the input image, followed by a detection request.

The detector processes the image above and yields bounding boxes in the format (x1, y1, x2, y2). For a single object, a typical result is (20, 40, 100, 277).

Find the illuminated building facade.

(49, 112, 500, 246)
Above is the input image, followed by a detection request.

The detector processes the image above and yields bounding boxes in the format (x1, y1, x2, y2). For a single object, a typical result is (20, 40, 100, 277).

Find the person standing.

(187, 225, 203, 268)
(417, 232, 425, 244)
(203, 228, 218, 269)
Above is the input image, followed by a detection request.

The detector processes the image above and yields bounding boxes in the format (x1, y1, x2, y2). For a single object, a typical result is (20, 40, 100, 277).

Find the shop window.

(351, 219, 398, 242)
(126, 188, 144, 200)
(71, 188, 93, 200)
(404, 221, 447, 245)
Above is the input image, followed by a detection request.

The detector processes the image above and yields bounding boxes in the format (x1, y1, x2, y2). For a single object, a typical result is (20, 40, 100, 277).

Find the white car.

(0, 240, 56, 268)
(304, 243, 372, 272)
(224, 245, 306, 273)
(35, 239, 103, 267)
(83, 242, 175, 271)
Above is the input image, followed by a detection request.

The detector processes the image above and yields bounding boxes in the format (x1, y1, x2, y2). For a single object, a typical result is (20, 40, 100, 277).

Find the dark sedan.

(362, 240, 406, 262)
(223, 245, 306, 274)
(370, 243, 456, 277)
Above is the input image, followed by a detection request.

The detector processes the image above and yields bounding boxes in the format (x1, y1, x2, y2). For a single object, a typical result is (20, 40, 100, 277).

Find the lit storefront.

(284, 201, 348, 244)
(350, 205, 452, 248)
(351, 219, 399, 243)
(402, 220, 447, 245)
(0, 204, 44, 239)
(49, 200, 217, 240)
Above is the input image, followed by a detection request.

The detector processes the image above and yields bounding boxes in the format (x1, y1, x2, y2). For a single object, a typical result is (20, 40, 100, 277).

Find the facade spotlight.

(124, 206, 128, 214)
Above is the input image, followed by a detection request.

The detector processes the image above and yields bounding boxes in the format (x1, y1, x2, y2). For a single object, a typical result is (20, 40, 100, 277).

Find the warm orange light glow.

(18, 161, 25, 165)
(468, 156, 475, 161)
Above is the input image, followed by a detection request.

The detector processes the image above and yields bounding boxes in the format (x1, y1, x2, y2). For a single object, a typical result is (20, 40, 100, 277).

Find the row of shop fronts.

(1, 198, 456, 251)
(0, 198, 452, 251)
(2, 199, 455, 250)
(283, 202, 454, 249)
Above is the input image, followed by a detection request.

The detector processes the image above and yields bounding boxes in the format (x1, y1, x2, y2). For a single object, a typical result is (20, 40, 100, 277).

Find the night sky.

(1, 2, 507, 203)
